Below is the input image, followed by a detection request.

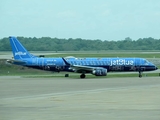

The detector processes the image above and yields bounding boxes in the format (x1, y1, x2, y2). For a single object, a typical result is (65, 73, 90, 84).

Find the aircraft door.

(134, 58, 138, 66)
(135, 58, 145, 71)
(32, 58, 38, 65)
(38, 58, 44, 67)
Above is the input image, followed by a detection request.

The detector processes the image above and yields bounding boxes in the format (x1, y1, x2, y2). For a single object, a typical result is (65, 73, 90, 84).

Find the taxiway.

(0, 76, 160, 120)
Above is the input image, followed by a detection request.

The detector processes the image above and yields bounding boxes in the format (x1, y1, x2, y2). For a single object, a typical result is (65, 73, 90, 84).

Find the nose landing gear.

(139, 71, 142, 78)
(138, 66, 144, 78)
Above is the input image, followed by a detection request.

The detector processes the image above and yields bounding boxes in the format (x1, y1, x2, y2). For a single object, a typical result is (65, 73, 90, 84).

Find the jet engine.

(92, 68, 107, 76)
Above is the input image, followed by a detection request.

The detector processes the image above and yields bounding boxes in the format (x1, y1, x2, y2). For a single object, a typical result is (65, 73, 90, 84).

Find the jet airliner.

(7, 36, 158, 78)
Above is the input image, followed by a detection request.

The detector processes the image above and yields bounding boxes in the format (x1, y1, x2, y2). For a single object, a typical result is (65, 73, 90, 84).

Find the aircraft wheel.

(80, 74, 86, 79)
(138, 67, 143, 78)
(139, 72, 142, 78)
(65, 74, 69, 77)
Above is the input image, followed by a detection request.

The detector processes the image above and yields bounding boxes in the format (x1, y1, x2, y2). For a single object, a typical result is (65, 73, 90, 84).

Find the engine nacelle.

(92, 68, 107, 76)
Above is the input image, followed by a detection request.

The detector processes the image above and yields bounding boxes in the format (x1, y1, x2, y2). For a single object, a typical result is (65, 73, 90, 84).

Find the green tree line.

(0, 37, 160, 51)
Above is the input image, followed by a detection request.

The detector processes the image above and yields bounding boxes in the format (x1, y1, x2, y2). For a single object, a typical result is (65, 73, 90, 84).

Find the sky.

(1, 0, 160, 40)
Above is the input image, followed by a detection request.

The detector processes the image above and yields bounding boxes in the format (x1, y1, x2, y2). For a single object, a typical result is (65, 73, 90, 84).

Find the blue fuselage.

(16, 57, 157, 72)
(8, 36, 158, 78)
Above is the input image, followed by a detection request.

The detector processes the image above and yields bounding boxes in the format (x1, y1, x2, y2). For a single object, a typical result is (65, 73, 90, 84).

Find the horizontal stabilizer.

(6, 59, 26, 65)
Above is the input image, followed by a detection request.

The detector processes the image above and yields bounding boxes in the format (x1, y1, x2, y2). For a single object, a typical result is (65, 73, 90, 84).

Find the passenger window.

(74, 61, 77, 65)
(71, 61, 74, 65)
(103, 61, 106, 65)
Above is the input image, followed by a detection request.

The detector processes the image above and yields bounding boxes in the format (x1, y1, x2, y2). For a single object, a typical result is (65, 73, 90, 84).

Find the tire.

(80, 74, 86, 78)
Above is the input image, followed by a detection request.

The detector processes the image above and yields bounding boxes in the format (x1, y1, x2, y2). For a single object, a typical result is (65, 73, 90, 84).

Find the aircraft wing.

(62, 57, 103, 73)
(69, 65, 95, 73)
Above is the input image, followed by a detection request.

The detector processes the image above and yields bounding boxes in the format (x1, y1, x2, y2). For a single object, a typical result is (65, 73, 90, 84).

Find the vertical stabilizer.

(9, 36, 35, 59)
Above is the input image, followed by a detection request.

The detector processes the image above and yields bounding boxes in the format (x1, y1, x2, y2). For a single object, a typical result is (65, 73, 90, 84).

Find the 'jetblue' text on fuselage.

(111, 59, 134, 66)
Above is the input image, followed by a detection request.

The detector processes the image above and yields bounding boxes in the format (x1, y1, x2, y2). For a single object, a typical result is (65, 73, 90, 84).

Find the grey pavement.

(0, 77, 160, 120)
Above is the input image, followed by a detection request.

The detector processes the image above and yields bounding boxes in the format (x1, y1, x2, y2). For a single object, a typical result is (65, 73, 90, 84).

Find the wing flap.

(62, 57, 104, 73)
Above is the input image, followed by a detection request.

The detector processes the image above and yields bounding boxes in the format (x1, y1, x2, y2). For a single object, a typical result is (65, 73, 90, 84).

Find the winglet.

(62, 57, 71, 66)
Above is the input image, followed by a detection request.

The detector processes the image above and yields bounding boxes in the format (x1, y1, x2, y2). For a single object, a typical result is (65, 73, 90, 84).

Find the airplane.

(7, 36, 158, 78)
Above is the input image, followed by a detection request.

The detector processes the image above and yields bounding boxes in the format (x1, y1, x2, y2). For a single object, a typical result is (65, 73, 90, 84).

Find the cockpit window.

(144, 59, 149, 64)
(145, 60, 149, 63)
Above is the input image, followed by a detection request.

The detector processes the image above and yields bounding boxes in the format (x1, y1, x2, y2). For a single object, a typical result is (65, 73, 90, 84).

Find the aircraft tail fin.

(9, 36, 36, 60)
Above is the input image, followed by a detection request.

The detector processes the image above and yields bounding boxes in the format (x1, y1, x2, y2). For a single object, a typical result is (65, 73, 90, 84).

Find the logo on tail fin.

(15, 52, 27, 56)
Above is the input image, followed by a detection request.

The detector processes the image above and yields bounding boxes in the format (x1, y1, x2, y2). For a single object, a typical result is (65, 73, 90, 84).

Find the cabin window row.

(68, 61, 110, 66)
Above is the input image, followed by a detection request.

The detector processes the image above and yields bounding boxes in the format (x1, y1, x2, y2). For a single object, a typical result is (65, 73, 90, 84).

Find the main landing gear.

(64, 73, 86, 78)
(138, 66, 144, 78)
(80, 73, 86, 79)
(65, 74, 69, 77)
(138, 71, 142, 78)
